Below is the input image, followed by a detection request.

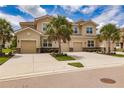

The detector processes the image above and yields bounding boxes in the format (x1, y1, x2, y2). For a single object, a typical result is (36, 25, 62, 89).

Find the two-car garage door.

(21, 40, 36, 53)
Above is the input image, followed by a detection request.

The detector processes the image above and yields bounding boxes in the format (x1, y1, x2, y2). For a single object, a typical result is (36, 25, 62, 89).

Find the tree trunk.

(108, 39, 111, 54)
(58, 39, 61, 54)
(2, 38, 5, 48)
(112, 42, 116, 54)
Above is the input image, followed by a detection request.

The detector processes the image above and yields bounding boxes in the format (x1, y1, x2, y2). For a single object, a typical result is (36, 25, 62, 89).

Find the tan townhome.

(116, 28, 124, 49)
(15, 15, 98, 53)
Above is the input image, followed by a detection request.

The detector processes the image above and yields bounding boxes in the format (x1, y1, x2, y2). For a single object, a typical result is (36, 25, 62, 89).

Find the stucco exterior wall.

(16, 29, 41, 48)
(70, 36, 84, 47)
(81, 23, 96, 37)
(36, 18, 51, 32)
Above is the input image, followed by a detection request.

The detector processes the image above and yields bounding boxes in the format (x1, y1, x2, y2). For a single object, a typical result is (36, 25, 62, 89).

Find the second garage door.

(21, 40, 36, 53)
(73, 42, 82, 52)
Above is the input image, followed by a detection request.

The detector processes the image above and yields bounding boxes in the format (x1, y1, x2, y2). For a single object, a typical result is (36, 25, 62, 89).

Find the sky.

(0, 5, 124, 31)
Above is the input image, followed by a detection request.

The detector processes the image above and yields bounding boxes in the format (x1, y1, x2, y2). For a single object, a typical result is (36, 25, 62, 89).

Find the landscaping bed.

(51, 53, 75, 61)
(0, 48, 14, 65)
(68, 62, 84, 68)
(97, 52, 124, 58)
(111, 54, 124, 57)
(0, 56, 12, 65)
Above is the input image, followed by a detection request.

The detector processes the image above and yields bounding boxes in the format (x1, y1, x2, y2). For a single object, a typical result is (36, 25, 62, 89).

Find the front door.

(120, 43, 123, 49)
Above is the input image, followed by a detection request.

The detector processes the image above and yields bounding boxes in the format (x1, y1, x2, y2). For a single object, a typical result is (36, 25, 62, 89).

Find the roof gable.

(15, 27, 43, 35)
(81, 20, 98, 26)
(35, 15, 53, 21)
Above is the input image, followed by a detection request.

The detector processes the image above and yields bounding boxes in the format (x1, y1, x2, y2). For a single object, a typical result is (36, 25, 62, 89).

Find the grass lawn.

(53, 55, 75, 61)
(0, 56, 12, 65)
(68, 62, 84, 68)
(111, 54, 124, 57)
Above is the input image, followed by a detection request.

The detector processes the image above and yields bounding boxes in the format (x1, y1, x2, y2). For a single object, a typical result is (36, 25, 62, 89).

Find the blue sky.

(0, 5, 124, 30)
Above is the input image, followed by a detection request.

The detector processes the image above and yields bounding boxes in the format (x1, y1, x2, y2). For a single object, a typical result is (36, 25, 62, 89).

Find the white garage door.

(21, 40, 36, 53)
(73, 42, 82, 52)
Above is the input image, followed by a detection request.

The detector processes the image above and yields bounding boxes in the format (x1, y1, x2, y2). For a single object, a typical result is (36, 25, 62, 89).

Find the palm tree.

(0, 18, 14, 48)
(46, 15, 73, 54)
(96, 34, 103, 42)
(100, 24, 120, 54)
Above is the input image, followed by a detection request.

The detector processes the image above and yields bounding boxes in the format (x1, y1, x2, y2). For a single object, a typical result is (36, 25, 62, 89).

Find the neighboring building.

(99, 28, 124, 53)
(98, 40, 116, 53)
(118, 28, 124, 49)
(15, 15, 98, 53)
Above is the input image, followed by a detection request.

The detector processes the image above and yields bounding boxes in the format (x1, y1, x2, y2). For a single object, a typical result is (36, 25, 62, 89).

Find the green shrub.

(51, 52, 68, 57)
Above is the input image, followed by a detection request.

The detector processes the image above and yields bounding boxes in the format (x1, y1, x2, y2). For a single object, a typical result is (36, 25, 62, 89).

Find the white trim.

(15, 27, 43, 35)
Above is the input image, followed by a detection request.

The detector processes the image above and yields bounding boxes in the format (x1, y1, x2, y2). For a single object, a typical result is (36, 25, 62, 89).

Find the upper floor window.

(73, 26, 79, 34)
(86, 27, 93, 34)
(87, 40, 94, 47)
(42, 23, 48, 32)
(42, 39, 52, 47)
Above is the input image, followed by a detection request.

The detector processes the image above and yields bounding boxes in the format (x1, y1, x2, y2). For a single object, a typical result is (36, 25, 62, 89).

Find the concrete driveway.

(66, 52, 124, 68)
(0, 54, 78, 79)
(0, 52, 124, 79)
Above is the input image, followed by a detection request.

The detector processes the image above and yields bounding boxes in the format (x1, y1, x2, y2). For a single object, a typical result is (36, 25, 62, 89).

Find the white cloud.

(92, 6, 122, 32)
(81, 6, 99, 14)
(52, 14, 58, 17)
(0, 5, 6, 7)
(18, 5, 47, 18)
(120, 24, 124, 28)
(0, 11, 26, 30)
(60, 5, 82, 13)
(66, 17, 73, 22)
(93, 6, 121, 24)
(51, 14, 73, 22)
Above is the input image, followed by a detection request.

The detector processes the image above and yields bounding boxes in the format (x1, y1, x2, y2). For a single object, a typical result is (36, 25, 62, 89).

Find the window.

(73, 26, 78, 34)
(43, 39, 52, 47)
(86, 27, 93, 34)
(43, 39, 47, 47)
(116, 42, 120, 47)
(42, 23, 48, 31)
(87, 40, 94, 47)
